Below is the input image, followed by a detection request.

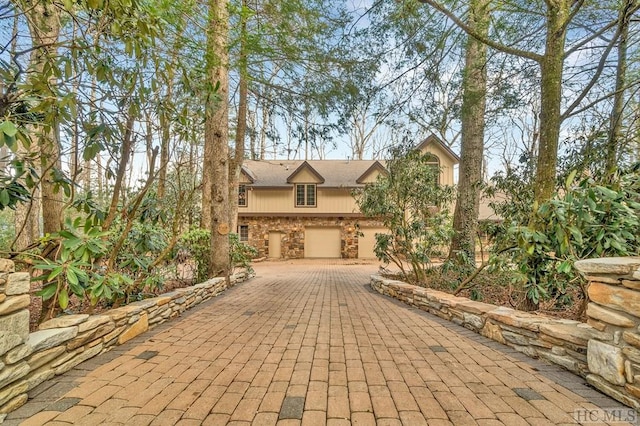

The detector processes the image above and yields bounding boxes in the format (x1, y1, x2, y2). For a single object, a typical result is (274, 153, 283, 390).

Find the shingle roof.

(242, 134, 460, 188)
(242, 159, 383, 188)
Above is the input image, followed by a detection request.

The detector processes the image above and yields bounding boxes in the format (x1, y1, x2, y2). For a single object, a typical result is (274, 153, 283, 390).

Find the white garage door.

(305, 227, 341, 258)
(358, 227, 389, 259)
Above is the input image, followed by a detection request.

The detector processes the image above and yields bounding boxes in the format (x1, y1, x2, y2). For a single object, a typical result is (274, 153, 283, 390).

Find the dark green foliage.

(488, 159, 640, 309)
(34, 218, 113, 313)
(34, 192, 176, 317)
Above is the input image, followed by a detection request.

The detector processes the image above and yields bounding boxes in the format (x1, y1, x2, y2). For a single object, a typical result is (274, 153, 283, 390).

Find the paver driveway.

(5, 260, 632, 425)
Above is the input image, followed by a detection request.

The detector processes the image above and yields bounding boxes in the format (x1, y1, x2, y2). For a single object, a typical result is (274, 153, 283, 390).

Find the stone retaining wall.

(371, 256, 640, 409)
(0, 259, 249, 421)
(576, 257, 640, 409)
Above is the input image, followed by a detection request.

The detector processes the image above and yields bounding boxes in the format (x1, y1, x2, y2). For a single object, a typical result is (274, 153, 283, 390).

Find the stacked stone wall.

(575, 257, 640, 408)
(371, 256, 640, 410)
(240, 216, 383, 259)
(0, 259, 250, 421)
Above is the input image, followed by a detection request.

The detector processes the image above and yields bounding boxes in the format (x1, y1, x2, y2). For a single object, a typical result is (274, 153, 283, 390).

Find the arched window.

(426, 154, 440, 186)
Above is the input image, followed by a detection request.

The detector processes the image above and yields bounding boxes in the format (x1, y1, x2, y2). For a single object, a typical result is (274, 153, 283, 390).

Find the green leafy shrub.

(354, 146, 454, 282)
(34, 193, 176, 318)
(0, 210, 15, 251)
(177, 228, 211, 283)
(230, 233, 258, 274)
(178, 228, 258, 282)
(110, 220, 170, 301)
(35, 218, 113, 318)
(489, 165, 640, 310)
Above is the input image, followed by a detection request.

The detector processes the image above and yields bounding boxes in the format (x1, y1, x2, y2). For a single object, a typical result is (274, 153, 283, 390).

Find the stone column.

(575, 257, 640, 409)
(0, 259, 32, 418)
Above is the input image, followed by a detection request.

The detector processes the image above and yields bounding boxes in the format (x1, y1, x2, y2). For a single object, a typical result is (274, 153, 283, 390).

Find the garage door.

(358, 227, 389, 259)
(305, 227, 341, 258)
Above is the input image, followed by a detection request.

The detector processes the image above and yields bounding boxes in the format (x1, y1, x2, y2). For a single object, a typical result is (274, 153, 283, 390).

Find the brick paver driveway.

(5, 260, 631, 425)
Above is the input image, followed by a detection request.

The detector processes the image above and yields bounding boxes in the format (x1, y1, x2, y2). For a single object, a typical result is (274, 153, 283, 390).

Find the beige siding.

(244, 188, 359, 214)
(318, 189, 359, 213)
(247, 189, 293, 212)
(420, 143, 456, 186)
(289, 168, 322, 183)
(359, 168, 385, 184)
(358, 227, 389, 259)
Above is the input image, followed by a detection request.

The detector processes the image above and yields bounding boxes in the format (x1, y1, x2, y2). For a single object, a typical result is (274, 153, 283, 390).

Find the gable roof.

(415, 134, 461, 163)
(240, 165, 256, 183)
(356, 161, 387, 184)
(242, 135, 459, 189)
(243, 159, 382, 188)
(286, 161, 325, 184)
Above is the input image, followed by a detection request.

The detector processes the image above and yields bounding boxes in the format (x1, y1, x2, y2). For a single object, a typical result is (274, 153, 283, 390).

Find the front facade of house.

(237, 135, 459, 259)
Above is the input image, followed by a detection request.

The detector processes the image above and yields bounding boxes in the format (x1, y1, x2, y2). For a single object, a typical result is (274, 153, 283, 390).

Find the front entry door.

(268, 232, 281, 258)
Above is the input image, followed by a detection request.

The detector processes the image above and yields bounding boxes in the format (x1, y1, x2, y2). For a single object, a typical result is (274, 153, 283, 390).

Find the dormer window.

(238, 184, 247, 207)
(296, 184, 316, 207)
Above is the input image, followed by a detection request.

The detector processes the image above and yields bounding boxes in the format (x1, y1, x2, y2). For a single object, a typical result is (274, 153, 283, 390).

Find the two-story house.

(237, 135, 459, 259)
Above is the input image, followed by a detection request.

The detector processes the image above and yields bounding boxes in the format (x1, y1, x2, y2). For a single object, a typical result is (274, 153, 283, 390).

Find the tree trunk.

(12, 194, 39, 251)
(13, 0, 63, 246)
(157, 104, 170, 199)
(69, 21, 81, 192)
(84, 79, 98, 193)
(188, 138, 196, 226)
(102, 110, 135, 230)
(229, 0, 248, 233)
(533, 1, 570, 205)
(96, 149, 103, 199)
(10, 7, 39, 251)
(449, 0, 489, 267)
(260, 92, 269, 160)
(201, 135, 213, 230)
(205, 0, 231, 277)
(40, 122, 63, 236)
(31, 4, 63, 237)
(605, 0, 631, 177)
(248, 107, 257, 160)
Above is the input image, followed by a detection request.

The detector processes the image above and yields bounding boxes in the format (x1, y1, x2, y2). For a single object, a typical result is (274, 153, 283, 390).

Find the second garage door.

(358, 227, 389, 259)
(305, 227, 341, 258)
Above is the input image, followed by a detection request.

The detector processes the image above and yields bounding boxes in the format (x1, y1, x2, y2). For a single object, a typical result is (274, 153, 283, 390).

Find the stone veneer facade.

(239, 216, 385, 259)
(371, 256, 640, 409)
(0, 259, 250, 421)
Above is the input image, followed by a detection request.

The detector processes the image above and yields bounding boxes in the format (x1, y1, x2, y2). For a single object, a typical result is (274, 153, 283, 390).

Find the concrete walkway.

(4, 261, 632, 425)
